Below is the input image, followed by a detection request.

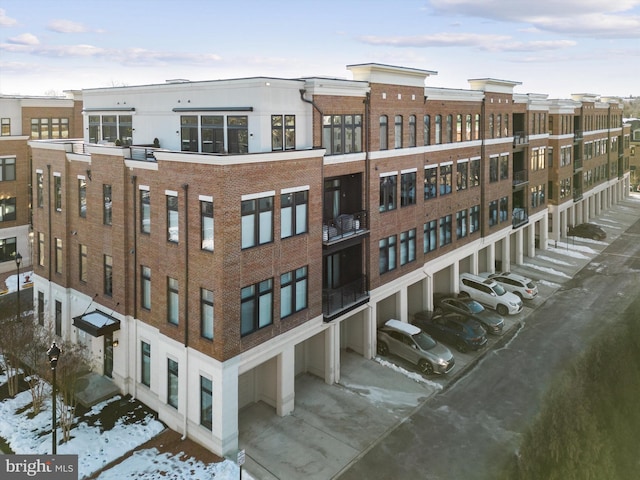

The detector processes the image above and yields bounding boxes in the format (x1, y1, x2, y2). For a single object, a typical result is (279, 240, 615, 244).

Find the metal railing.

(322, 211, 368, 244)
(513, 131, 528, 147)
(512, 170, 528, 187)
(323, 276, 369, 318)
(512, 208, 528, 228)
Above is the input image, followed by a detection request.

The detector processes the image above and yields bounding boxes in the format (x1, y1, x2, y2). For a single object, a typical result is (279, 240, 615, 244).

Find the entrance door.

(104, 334, 113, 378)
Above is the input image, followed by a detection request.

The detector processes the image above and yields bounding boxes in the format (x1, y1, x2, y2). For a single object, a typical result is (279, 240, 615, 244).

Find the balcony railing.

(573, 157, 583, 171)
(513, 131, 529, 147)
(129, 146, 159, 162)
(512, 170, 528, 187)
(512, 207, 529, 228)
(323, 211, 368, 244)
(323, 275, 369, 320)
(574, 130, 583, 141)
(573, 188, 583, 202)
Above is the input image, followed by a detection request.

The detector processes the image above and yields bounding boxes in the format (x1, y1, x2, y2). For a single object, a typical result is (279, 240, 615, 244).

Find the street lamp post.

(15, 252, 22, 321)
(47, 342, 61, 455)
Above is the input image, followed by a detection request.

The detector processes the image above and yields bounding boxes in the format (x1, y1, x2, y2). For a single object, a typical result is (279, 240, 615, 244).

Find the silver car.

(376, 319, 455, 375)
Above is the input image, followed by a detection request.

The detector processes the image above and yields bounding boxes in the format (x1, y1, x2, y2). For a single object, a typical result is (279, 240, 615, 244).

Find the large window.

(435, 115, 442, 144)
(227, 116, 249, 154)
(456, 161, 468, 191)
(0, 237, 17, 263)
(167, 277, 179, 325)
(280, 266, 308, 319)
(439, 215, 452, 247)
(241, 195, 274, 248)
(201, 115, 224, 153)
(101, 115, 117, 142)
(424, 220, 437, 253)
(0, 198, 16, 222)
(379, 115, 388, 150)
(394, 115, 403, 149)
(272, 115, 296, 151)
(200, 376, 213, 430)
(446, 115, 453, 143)
(489, 200, 498, 226)
(1, 118, 10, 136)
(400, 171, 416, 207)
(423, 115, 431, 146)
(201, 199, 214, 251)
(201, 288, 214, 340)
(379, 175, 396, 212)
(281, 189, 308, 238)
(141, 341, 151, 387)
(103, 184, 112, 225)
(54, 175, 62, 211)
(180, 116, 198, 151)
(104, 254, 113, 296)
(167, 194, 179, 243)
(0, 157, 15, 181)
(241, 279, 274, 336)
(499, 196, 509, 223)
(55, 238, 63, 274)
(500, 155, 509, 180)
(140, 189, 150, 234)
(470, 158, 480, 187)
(424, 166, 437, 200)
(469, 205, 480, 234)
(408, 115, 416, 147)
(36, 172, 43, 208)
(141, 266, 151, 310)
(489, 156, 499, 183)
(400, 229, 416, 266)
(456, 210, 467, 239)
(323, 114, 362, 155)
(439, 164, 452, 196)
(379, 235, 397, 274)
(37, 233, 44, 266)
(167, 358, 179, 408)
(79, 244, 87, 283)
(31, 117, 69, 139)
(78, 178, 87, 218)
(456, 115, 463, 142)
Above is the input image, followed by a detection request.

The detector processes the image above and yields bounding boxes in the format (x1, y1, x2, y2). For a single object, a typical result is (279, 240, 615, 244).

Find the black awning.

(72, 310, 120, 337)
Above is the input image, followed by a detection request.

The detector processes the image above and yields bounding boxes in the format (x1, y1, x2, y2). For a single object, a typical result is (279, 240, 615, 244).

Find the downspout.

(47, 165, 53, 315)
(130, 175, 138, 397)
(363, 91, 371, 295)
(181, 183, 189, 440)
(480, 98, 487, 238)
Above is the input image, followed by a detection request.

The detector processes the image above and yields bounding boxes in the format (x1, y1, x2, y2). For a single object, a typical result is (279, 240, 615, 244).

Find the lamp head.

(15, 252, 22, 267)
(47, 342, 61, 367)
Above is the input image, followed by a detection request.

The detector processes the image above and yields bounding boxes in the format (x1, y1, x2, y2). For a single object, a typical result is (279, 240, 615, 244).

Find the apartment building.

(28, 64, 630, 457)
(0, 93, 83, 278)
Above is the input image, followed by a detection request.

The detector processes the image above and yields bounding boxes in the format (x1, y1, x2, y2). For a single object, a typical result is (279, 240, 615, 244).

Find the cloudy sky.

(1, 0, 639, 98)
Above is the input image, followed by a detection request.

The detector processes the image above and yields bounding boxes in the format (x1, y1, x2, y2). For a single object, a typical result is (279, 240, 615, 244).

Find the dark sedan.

(568, 223, 606, 240)
(413, 311, 488, 353)
(433, 294, 504, 335)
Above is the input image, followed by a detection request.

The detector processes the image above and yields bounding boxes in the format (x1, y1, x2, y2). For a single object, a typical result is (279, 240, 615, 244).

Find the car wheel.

(497, 304, 509, 316)
(456, 341, 468, 353)
(458, 291, 470, 298)
(419, 359, 434, 375)
(377, 342, 388, 356)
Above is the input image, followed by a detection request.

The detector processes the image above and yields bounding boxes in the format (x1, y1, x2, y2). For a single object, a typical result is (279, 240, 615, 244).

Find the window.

(141, 266, 151, 310)
(489, 157, 499, 183)
(103, 184, 112, 225)
(141, 341, 151, 387)
(31, 118, 68, 139)
(456, 114, 463, 142)
(0, 237, 17, 263)
(1, 118, 9, 136)
(118, 115, 132, 145)
(167, 194, 179, 243)
(379, 115, 388, 150)
(446, 115, 453, 143)
(280, 266, 308, 318)
(408, 115, 416, 147)
(180, 116, 198, 152)
(37, 291, 44, 326)
(424, 166, 437, 200)
(241, 195, 274, 248)
(201, 115, 224, 153)
(54, 175, 62, 211)
(79, 244, 87, 283)
(281, 189, 308, 238)
(423, 220, 437, 253)
(241, 279, 274, 336)
(104, 254, 113, 296)
(201, 199, 214, 250)
(439, 215, 452, 246)
(55, 300, 62, 337)
(200, 376, 213, 430)
(78, 178, 87, 218)
(167, 277, 179, 325)
(435, 115, 442, 144)
(379, 175, 396, 212)
(197, 287, 215, 340)
(394, 115, 403, 149)
(167, 358, 179, 408)
(469, 205, 480, 234)
(400, 171, 416, 207)
(423, 115, 431, 146)
(322, 114, 362, 155)
(101, 115, 117, 142)
(400, 229, 416, 265)
(489, 114, 494, 138)
(140, 189, 150, 234)
(474, 114, 480, 140)
(500, 155, 509, 180)
(0, 198, 16, 222)
(36, 172, 43, 208)
(55, 238, 63, 274)
(456, 161, 468, 191)
(496, 114, 501, 138)
(0, 157, 15, 181)
(89, 116, 100, 143)
(227, 115, 249, 154)
(38, 233, 44, 266)
(489, 200, 498, 226)
(439, 164, 452, 195)
(499, 196, 509, 223)
(456, 210, 467, 239)
(379, 235, 397, 274)
(272, 115, 296, 151)
(466, 115, 472, 141)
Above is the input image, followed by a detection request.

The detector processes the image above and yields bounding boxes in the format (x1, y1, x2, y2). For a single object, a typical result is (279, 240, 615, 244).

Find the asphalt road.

(338, 216, 640, 480)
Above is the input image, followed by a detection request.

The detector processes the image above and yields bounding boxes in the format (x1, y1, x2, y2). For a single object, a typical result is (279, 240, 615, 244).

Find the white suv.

(459, 273, 523, 316)
(481, 271, 538, 300)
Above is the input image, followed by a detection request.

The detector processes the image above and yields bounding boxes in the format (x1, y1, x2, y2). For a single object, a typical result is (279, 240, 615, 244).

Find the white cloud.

(0, 8, 17, 27)
(7, 33, 39, 45)
(48, 19, 90, 33)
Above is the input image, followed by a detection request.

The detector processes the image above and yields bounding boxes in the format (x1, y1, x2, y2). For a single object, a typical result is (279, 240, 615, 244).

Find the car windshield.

(413, 332, 437, 350)
(493, 283, 507, 295)
(467, 301, 484, 313)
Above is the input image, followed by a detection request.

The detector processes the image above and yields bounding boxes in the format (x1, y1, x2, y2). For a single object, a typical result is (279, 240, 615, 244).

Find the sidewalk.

(238, 193, 640, 480)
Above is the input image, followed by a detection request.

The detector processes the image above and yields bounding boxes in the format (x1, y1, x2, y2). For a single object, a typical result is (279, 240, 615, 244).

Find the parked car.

(413, 312, 488, 353)
(459, 272, 523, 316)
(480, 272, 538, 300)
(568, 223, 606, 240)
(433, 293, 504, 335)
(376, 319, 455, 375)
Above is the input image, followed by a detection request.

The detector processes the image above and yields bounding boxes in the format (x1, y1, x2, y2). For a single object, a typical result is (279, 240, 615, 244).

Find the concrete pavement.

(238, 193, 640, 480)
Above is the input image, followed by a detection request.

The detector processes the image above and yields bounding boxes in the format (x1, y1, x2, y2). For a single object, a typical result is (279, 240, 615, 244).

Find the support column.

(469, 250, 478, 275)
(215, 358, 240, 456)
(364, 305, 374, 360)
(526, 223, 536, 258)
(501, 237, 510, 272)
(398, 288, 408, 323)
(560, 208, 568, 239)
(514, 229, 523, 265)
(594, 191, 601, 216)
(424, 273, 434, 310)
(277, 346, 295, 416)
(450, 261, 459, 294)
(539, 213, 549, 251)
(324, 323, 339, 385)
(486, 243, 495, 273)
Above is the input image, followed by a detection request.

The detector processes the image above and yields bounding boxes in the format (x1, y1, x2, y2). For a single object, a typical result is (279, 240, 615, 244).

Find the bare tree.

(20, 321, 53, 415)
(0, 302, 30, 397)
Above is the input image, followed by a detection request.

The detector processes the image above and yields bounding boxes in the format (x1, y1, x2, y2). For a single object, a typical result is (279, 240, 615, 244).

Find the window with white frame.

(78, 177, 87, 218)
(200, 376, 213, 430)
(140, 188, 150, 234)
(141, 266, 151, 310)
(141, 341, 151, 387)
(394, 115, 403, 149)
(469, 205, 480, 234)
(457, 160, 468, 191)
(167, 358, 179, 408)
(272, 115, 296, 151)
(200, 197, 214, 251)
(439, 215, 452, 246)
(166, 192, 179, 243)
(456, 210, 467, 239)
(400, 170, 416, 207)
(424, 166, 437, 200)
(439, 163, 452, 195)
(36, 171, 44, 208)
(167, 277, 179, 325)
(379, 174, 397, 212)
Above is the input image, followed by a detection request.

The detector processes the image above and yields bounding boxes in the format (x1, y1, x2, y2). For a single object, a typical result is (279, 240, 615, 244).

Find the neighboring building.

(626, 118, 640, 189)
(0, 93, 83, 278)
(28, 64, 631, 457)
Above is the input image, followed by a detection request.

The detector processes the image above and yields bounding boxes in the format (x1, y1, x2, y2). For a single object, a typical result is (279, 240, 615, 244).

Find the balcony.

(512, 170, 528, 187)
(574, 130, 583, 141)
(323, 275, 369, 320)
(512, 208, 529, 228)
(322, 211, 368, 245)
(513, 131, 529, 147)
(573, 157, 583, 171)
(573, 188, 583, 202)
